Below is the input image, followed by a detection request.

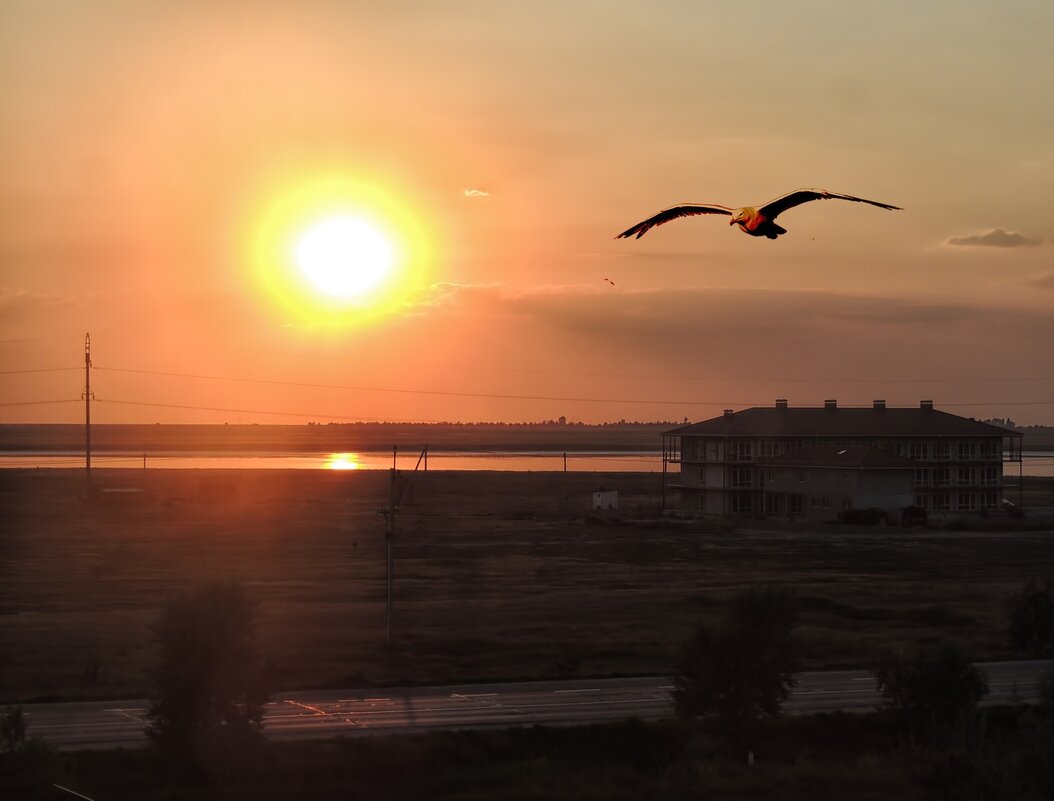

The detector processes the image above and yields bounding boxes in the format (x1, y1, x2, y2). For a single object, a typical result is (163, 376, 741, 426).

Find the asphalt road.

(20, 660, 1050, 750)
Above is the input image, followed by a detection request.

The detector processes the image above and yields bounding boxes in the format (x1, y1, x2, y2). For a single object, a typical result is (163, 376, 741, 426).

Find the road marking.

(104, 709, 146, 723)
(283, 699, 362, 728)
(52, 784, 99, 801)
(553, 688, 601, 694)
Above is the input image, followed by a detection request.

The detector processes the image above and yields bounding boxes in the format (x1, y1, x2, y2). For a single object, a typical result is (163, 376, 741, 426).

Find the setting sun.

(296, 217, 392, 298)
(248, 173, 433, 328)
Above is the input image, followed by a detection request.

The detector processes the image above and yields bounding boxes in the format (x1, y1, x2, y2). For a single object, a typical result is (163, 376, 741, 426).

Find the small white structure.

(593, 489, 619, 510)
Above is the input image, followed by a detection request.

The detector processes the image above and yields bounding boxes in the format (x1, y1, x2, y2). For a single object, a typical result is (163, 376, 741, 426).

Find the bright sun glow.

(296, 217, 392, 298)
(326, 452, 360, 470)
(247, 171, 433, 329)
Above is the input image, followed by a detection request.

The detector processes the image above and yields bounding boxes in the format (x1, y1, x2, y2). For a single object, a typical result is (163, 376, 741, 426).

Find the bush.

(672, 586, 798, 752)
(874, 642, 988, 738)
(1007, 575, 1054, 657)
(147, 581, 271, 762)
(0, 705, 26, 754)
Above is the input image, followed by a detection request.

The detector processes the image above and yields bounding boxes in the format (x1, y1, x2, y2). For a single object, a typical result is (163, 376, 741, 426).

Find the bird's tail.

(766, 223, 788, 240)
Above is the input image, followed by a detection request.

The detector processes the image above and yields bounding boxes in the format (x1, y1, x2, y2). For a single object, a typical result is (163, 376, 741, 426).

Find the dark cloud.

(944, 228, 1041, 248)
(398, 283, 1054, 408)
(408, 284, 986, 341)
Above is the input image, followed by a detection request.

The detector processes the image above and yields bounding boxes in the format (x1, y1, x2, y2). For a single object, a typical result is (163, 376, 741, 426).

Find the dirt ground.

(1, 468, 1052, 702)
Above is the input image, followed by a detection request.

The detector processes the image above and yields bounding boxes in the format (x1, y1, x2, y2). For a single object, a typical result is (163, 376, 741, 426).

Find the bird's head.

(729, 210, 744, 226)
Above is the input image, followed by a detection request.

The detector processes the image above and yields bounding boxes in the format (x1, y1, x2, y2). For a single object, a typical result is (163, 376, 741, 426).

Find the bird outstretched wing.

(759, 189, 902, 220)
(615, 204, 733, 239)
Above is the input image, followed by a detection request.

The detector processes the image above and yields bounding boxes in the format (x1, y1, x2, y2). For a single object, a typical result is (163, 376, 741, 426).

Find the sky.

(3, 1, 1053, 426)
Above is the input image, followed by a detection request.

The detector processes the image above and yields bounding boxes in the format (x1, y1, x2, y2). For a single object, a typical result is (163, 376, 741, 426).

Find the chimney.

(775, 399, 788, 409)
(873, 399, 886, 410)
(824, 399, 837, 410)
(920, 400, 934, 411)
(723, 409, 735, 417)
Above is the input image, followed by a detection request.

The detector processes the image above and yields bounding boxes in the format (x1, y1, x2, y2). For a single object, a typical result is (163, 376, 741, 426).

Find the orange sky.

(3, 2, 1053, 425)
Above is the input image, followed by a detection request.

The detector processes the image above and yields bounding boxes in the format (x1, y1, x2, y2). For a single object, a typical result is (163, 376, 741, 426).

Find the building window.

(914, 494, 930, 510)
(909, 442, 930, 461)
(933, 492, 950, 512)
(730, 494, 752, 515)
(957, 493, 978, 512)
(788, 495, 804, 515)
(980, 441, 998, 460)
(798, 471, 805, 483)
(958, 441, 979, 460)
(934, 442, 950, 461)
(982, 492, 998, 509)
(765, 469, 775, 484)
(981, 467, 998, 486)
(729, 441, 752, 462)
(731, 467, 752, 488)
(811, 496, 821, 509)
(764, 493, 781, 515)
(958, 467, 974, 486)
(915, 468, 930, 485)
(933, 468, 950, 487)
(699, 495, 706, 512)
(699, 467, 706, 487)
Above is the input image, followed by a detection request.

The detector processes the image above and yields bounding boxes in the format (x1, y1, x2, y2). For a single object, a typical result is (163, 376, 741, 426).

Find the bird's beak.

(728, 218, 735, 226)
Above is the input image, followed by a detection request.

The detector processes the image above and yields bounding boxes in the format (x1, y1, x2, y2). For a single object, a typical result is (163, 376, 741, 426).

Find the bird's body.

(616, 188, 901, 241)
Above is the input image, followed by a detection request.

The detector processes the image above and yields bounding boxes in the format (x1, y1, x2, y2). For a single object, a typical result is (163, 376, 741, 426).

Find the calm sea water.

(0, 450, 663, 473)
(2, 451, 1053, 476)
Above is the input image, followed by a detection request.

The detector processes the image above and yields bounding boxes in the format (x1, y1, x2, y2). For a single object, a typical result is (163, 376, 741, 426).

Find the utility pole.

(382, 445, 428, 647)
(384, 460, 396, 646)
(563, 451, 568, 507)
(82, 333, 93, 478)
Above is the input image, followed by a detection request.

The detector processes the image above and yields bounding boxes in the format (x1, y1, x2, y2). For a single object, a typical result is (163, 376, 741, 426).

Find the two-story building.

(661, 400, 1022, 520)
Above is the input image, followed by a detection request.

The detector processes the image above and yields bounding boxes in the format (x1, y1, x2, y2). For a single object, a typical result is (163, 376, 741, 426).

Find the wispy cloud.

(944, 228, 1042, 248)
(463, 188, 490, 198)
(1027, 272, 1054, 289)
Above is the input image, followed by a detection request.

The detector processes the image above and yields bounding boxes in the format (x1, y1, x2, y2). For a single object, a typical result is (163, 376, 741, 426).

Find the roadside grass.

(1, 470, 1052, 701)
(44, 716, 922, 801)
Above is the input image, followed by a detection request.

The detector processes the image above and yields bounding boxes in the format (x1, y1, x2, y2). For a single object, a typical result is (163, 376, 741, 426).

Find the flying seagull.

(616, 188, 901, 241)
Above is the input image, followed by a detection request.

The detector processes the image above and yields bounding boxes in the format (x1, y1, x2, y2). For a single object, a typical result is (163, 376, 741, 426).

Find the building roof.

(665, 405, 1016, 439)
(759, 445, 916, 470)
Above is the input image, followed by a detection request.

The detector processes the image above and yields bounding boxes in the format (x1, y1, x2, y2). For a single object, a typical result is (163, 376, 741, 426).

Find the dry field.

(1, 468, 1052, 702)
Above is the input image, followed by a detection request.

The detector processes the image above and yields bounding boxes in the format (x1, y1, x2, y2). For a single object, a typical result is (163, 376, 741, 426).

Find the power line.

(91, 368, 1054, 409)
(0, 367, 80, 375)
(216, 344, 1054, 384)
(0, 399, 79, 407)
(94, 398, 441, 423)
(93, 366, 755, 406)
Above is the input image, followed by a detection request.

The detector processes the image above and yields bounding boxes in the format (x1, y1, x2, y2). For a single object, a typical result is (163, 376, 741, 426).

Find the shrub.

(1007, 575, 1054, 657)
(146, 581, 271, 762)
(672, 586, 798, 753)
(874, 642, 988, 738)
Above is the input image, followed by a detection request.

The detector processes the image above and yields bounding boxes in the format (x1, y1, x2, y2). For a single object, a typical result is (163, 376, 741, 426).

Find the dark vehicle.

(838, 507, 888, 526)
(900, 505, 927, 527)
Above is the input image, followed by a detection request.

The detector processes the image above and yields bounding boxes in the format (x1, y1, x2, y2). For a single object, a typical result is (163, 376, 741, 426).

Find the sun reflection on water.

(326, 453, 361, 470)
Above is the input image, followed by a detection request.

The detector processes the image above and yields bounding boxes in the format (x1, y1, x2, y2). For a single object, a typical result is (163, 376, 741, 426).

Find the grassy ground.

(3, 715, 923, 801)
(8, 707, 1054, 801)
(1, 469, 1053, 702)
